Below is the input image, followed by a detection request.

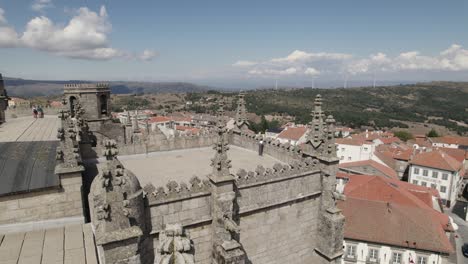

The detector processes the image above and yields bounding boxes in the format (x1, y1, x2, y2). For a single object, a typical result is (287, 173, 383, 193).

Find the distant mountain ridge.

(2, 77, 212, 97)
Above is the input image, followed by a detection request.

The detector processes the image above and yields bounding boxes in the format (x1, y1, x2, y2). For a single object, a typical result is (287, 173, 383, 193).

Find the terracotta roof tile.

(148, 116, 171, 123)
(339, 160, 398, 179)
(430, 136, 468, 146)
(338, 175, 453, 254)
(410, 150, 462, 172)
(277, 126, 307, 141)
(335, 138, 368, 146)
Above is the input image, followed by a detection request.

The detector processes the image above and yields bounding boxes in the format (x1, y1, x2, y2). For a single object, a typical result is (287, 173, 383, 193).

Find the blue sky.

(0, 0, 467, 88)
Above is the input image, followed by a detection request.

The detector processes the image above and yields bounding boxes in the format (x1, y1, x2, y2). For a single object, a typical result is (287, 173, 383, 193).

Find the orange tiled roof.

(437, 147, 467, 163)
(148, 116, 171, 123)
(377, 137, 402, 145)
(335, 138, 368, 146)
(430, 136, 468, 146)
(339, 160, 398, 179)
(410, 150, 463, 172)
(277, 126, 307, 141)
(175, 125, 199, 134)
(338, 174, 453, 254)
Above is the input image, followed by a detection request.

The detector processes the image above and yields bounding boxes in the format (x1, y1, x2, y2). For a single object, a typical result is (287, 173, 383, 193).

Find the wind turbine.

(373, 71, 376, 88)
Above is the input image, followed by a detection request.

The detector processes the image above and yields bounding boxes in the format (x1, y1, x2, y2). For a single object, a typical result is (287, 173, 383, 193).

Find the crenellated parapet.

(64, 83, 110, 89)
(235, 157, 319, 186)
(144, 176, 212, 205)
(55, 103, 85, 174)
(232, 131, 302, 163)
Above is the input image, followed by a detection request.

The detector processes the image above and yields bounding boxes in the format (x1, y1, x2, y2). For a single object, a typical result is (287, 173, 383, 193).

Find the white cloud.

(139, 49, 157, 61)
(305, 67, 320, 76)
(346, 44, 468, 75)
(232, 60, 257, 67)
(236, 45, 468, 78)
(271, 50, 352, 63)
(0, 8, 6, 24)
(0, 5, 156, 61)
(32, 0, 53, 12)
(248, 67, 299, 76)
(0, 8, 19, 47)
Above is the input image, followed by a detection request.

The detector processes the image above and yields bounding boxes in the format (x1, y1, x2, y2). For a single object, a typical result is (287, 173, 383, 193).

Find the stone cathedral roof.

(0, 116, 61, 196)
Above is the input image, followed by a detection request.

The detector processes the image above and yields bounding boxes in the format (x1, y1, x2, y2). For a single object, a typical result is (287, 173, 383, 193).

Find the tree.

(394, 131, 414, 142)
(426, 129, 439, 137)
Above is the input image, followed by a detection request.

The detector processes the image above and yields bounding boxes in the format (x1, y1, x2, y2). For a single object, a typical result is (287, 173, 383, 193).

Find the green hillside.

(243, 82, 468, 134)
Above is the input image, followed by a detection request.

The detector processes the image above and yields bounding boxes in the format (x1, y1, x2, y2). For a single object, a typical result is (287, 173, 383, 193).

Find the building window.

(442, 173, 449, 180)
(417, 256, 427, 264)
(440, 186, 447, 193)
(432, 171, 438, 178)
(423, 169, 428, 176)
(340, 156, 344, 160)
(414, 167, 420, 174)
(368, 248, 379, 261)
(421, 182, 427, 187)
(346, 245, 356, 258)
(431, 184, 436, 189)
(341, 148, 345, 152)
(392, 252, 402, 264)
(348, 157, 352, 161)
(364, 147, 368, 151)
(412, 180, 418, 185)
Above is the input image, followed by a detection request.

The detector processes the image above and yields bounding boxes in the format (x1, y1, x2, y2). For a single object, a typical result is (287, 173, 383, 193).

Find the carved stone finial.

(234, 91, 250, 131)
(211, 110, 231, 178)
(158, 224, 194, 264)
(102, 139, 119, 160)
(59, 109, 69, 121)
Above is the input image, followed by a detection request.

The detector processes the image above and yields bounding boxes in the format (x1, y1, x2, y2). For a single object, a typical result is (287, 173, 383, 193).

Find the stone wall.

(145, 176, 213, 263)
(239, 197, 320, 263)
(0, 172, 84, 225)
(144, 158, 324, 264)
(95, 123, 218, 156)
(231, 131, 302, 164)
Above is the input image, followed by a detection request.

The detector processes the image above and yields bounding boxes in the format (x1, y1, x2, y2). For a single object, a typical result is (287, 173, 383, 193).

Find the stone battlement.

(235, 157, 319, 186)
(144, 176, 212, 205)
(64, 83, 110, 89)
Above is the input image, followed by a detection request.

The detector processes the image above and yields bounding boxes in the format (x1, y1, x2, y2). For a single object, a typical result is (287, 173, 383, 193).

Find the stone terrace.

(0, 116, 60, 142)
(0, 223, 98, 264)
(118, 145, 285, 187)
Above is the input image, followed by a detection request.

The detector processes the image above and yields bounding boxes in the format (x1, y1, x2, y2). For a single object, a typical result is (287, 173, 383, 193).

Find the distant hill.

(2, 77, 211, 97)
(243, 82, 468, 135)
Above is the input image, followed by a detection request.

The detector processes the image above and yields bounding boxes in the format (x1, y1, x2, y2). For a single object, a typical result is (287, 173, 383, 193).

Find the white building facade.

(408, 164, 461, 206)
(343, 240, 449, 264)
(337, 142, 375, 164)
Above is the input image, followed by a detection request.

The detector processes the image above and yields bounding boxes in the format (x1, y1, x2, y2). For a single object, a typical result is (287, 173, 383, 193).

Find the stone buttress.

(302, 94, 345, 264)
(209, 109, 245, 264)
(89, 139, 148, 263)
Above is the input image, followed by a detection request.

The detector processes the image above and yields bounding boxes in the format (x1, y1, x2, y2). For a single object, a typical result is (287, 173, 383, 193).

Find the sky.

(0, 0, 467, 88)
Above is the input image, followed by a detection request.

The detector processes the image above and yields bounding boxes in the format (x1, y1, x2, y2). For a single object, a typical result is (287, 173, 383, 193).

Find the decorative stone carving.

(158, 224, 194, 264)
(234, 92, 250, 132)
(89, 139, 147, 264)
(209, 107, 246, 264)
